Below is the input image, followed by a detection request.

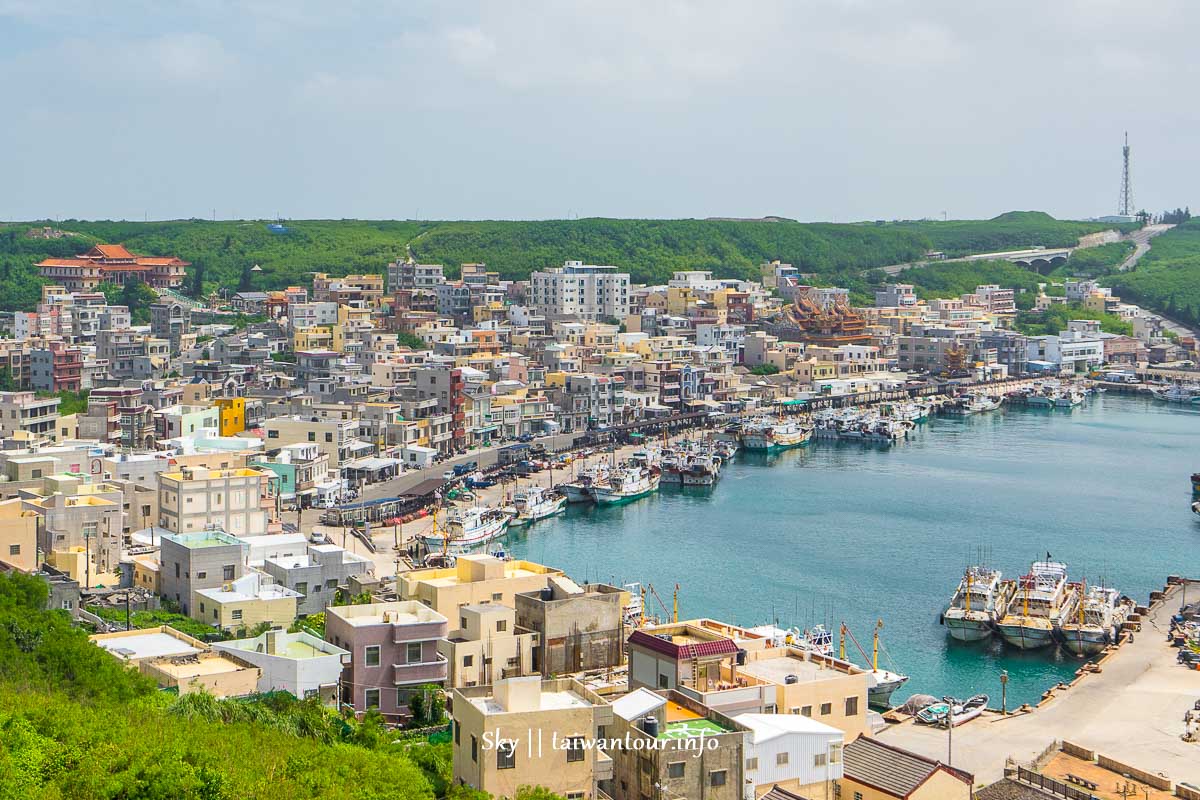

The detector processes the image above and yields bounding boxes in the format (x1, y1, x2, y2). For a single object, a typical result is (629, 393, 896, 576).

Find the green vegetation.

(397, 332, 427, 350)
(1058, 240, 1136, 278)
(881, 211, 1131, 258)
(48, 389, 89, 416)
(0, 367, 16, 392)
(896, 259, 1044, 305)
(270, 351, 297, 363)
(85, 604, 223, 640)
(1109, 218, 1200, 328)
(1015, 302, 1133, 336)
(99, 279, 159, 325)
(748, 364, 780, 375)
(0, 571, 439, 799)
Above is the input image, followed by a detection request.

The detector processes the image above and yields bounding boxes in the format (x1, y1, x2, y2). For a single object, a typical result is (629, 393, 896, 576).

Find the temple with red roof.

(36, 244, 189, 293)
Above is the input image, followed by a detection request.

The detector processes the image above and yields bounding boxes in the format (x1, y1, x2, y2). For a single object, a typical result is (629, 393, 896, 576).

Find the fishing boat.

(995, 559, 1071, 650)
(740, 417, 813, 451)
(942, 566, 1004, 642)
(1150, 384, 1200, 404)
(505, 485, 567, 527)
(840, 621, 909, 709)
(1193, 499, 1200, 517)
(943, 394, 1003, 416)
(591, 465, 661, 505)
(1192, 472, 1200, 494)
(419, 505, 512, 551)
(1057, 583, 1134, 656)
(915, 694, 988, 726)
(558, 463, 608, 503)
(1054, 390, 1085, 408)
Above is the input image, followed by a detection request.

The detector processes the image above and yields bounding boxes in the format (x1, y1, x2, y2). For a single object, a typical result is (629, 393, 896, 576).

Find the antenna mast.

(1118, 132, 1134, 216)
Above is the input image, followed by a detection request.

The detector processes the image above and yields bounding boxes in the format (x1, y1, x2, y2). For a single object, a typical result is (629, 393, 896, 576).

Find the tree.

(397, 332, 427, 350)
(0, 367, 16, 392)
(749, 364, 780, 375)
(514, 786, 568, 800)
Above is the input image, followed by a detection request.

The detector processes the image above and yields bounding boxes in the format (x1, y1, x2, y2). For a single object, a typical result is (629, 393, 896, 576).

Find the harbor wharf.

(879, 579, 1200, 787)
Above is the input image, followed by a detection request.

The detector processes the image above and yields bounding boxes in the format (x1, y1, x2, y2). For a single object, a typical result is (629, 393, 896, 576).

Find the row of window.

(361, 642, 423, 667)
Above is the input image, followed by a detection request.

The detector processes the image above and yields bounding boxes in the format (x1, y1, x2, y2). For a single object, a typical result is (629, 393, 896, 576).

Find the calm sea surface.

(504, 394, 1200, 707)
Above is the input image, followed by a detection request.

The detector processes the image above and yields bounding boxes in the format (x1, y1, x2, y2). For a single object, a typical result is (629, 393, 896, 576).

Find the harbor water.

(505, 394, 1200, 708)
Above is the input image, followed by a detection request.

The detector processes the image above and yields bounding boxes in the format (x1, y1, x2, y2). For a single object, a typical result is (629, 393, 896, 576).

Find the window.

(453, 720, 460, 745)
(776, 752, 789, 766)
(745, 757, 758, 771)
(497, 740, 516, 770)
(231, 609, 242, 621)
(801, 705, 812, 717)
(307, 432, 316, 442)
(845, 696, 859, 716)
(491, 592, 502, 601)
(709, 770, 727, 787)
(196, 571, 206, 580)
(325, 432, 333, 442)
(175, 562, 181, 578)
(268, 430, 279, 439)
(407, 642, 422, 662)
(658, 674, 669, 689)
(295, 582, 307, 596)
(831, 744, 843, 763)
(460, 617, 467, 628)
(667, 761, 685, 778)
(496, 620, 507, 632)
(820, 703, 832, 716)
(463, 655, 474, 667)
(7, 544, 19, 556)
(364, 645, 381, 667)
(566, 794, 585, 800)
(854, 793, 863, 800)
(567, 737, 585, 763)
(814, 753, 827, 767)
(199, 602, 205, 614)
(470, 735, 478, 762)
(364, 688, 380, 709)
(223, 565, 235, 581)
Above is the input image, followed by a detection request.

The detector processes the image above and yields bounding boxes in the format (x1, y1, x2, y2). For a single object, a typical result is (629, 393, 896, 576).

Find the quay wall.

(1096, 755, 1173, 791)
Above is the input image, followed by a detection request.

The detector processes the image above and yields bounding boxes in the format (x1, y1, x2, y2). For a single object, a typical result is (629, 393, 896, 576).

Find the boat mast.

(873, 619, 882, 672)
(965, 570, 972, 614)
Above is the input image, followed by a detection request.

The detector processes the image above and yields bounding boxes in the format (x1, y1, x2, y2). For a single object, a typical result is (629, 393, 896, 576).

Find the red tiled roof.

(91, 244, 135, 259)
(36, 258, 93, 267)
(628, 629, 739, 660)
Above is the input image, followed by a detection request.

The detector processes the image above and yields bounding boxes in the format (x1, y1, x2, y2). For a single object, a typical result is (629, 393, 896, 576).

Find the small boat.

(419, 505, 512, 551)
(1193, 500, 1200, 517)
(1191, 472, 1200, 494)
(942, 566, 1003, 642)
(996, 560, 1071, 650)
(1054, 390, 1085, 408)
(740, 417, 813, 451)
(915, 694, 988, 726)
(943, 394, 1003, 416)
(840, 621, 909, 709)
(591, 465, 661, 505)
(505, 485, 567, 527)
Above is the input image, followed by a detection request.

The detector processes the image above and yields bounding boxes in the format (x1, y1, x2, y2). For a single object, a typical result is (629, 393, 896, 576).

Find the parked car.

(518, 433, 533, 443)
(453, 461, 478, 476)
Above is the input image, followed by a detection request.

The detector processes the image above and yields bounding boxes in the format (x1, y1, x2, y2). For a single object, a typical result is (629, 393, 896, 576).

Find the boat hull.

(561, 484, 594, 504)
(741, 433, 809, 451)
(420, 517, 510, 550)
(996, 622, 1056, 650)
(593, 483, 659, 505)
(509, 497, 567, 527)
(1058, 627, 1114, 656)
(944, 616, 994, 642)
(867, 675, 907, 708)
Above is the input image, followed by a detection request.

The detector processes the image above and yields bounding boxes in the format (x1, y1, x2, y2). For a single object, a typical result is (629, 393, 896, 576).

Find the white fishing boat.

(918, 694, 988, 726)
(559, 463, 608, 503)
(944, 394, 1003, 416)
(1057, 583, 1134, 656)
(996, 560, 1071, 650)
(840, 621, 909, 709)
(1150, 384, 1200, 404)
(740, 417, 812, 451)
(942, 566, 1004, 642)
(505, 485, 567, 527)
(591, 465, 661, 505)
(1054, 390, 1085, 408)
(420, 505, 512, 551)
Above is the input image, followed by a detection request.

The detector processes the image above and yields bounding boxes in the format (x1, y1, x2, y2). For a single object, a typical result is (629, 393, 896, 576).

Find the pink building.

(325, 600, 448, 722)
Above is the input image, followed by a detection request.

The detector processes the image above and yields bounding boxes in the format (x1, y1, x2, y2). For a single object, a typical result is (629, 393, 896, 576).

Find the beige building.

(90, 625, 209, 667)
(194, 571, 301, 631)
(452, 676, 614, 800)
(399, 554, 563, 618)
(141, 649, 261, 698)
(0, 391, 61, 441)
(840, 737, 972, 800)
(264, 415, 359, 472)
(157, 466, 274, 536)
(0, 497, 38, 571)
(24, 488, 124, 586)
(441, 603, 538, 688)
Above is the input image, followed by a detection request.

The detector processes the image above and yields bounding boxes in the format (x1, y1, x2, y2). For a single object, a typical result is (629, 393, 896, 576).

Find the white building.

(529, 261, 630, 322)
(214, 629, 350, 701)
(1026, 326, 1105, 374)
(735, 713, 844, 797)
(696, 323, 746, 360)
(874, 284, 917, 308)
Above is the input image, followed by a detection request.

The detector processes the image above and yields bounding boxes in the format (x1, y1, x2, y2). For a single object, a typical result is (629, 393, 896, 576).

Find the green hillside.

(1109, 218, 1200, 328)
(0, 213, 1129, 313)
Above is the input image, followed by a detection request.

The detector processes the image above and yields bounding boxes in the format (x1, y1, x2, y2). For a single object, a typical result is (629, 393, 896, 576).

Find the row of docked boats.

(659, 438, 738, 486)
(812, 408, 915, 444)
(1149, 382, 1200, 404)
(1007, 381, 1087, 408)
(559, 457, 663, 505)
(941, 560, 1134, 655)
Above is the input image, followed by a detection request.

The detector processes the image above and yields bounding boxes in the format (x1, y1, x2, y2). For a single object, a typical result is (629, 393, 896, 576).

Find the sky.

(2, 1, 1197, 223)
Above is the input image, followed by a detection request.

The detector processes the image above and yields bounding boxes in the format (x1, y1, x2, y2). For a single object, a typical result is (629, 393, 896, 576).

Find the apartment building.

(0, 392, 61, 441)
(214, 629, 350, 702)
(441, 602, 538, 688)
(875, 283, 918, 308)
(158, 530, 249, 617)
(452, 676, 614, 800)
(194, 571, 301, 631)
(398, 554, 563, 618)
(265, 415, 360, 473)
(249, 443, 331, 505)
(556, 373, 624, 433)
(29, 342, 83, 393)
(530, 261, 631, 322)
(157, 466, 274, 536)
(514, 578, 628, 677)
(324, 601, 449, 721)
(261, 542, 374, 616)
(387, 259, 445, 292)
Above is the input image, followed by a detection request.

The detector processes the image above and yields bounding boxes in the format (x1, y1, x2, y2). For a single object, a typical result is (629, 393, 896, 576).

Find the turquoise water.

(505, 395, 1200, 707)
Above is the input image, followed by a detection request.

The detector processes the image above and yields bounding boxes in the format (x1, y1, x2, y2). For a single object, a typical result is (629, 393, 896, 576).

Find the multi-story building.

(875, 283, 918, 308)
(261, 542, 374, 616)
(530, 261, 631, 322)
(194, 571, 301, 631)
(150, 300, 190, 354)
(324, 600, 449, 722)
(1025, 324, 1106, 374)
(311, 273, 384, 308)
(158, 529, 249, 617)
(514, 579, 627, 677)
(399, 554, 563, 619)
(978, 330, 1030, 376)
(556, 373, 624, 433)
(265, 415, 360, 474)
(28, 342, 83, 393)
(736, 713, 845, 798)
(388, 260, 445, 292)
(35, 243, 188, 292)
(969, 284, 1016, 315)
(249, 443, 331, 505)
(441, 602, 538, 688)
(0, 392, 60, 441)
(157, 466, 274, 537)
(214, 629, 350, 702)
(452, 676, 614, 800)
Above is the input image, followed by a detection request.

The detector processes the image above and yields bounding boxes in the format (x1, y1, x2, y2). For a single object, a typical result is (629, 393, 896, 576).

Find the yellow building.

(293, 326, 334, 351)
(452, 677, 614, 800)
(0, 497, 37, 571)
(214, 397, 246, 437)
(141, 649, 261, 698)
(441, 603, 538, 688)
(194, 572, 300, 632)
(398, 555, 563, 619)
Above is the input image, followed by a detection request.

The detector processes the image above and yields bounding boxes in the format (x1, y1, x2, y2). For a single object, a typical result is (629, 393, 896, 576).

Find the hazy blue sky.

(2, 1, 1195, 222)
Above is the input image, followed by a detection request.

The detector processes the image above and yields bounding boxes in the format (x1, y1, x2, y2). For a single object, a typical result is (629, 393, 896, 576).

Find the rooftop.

(327, 600, 446, 627)
(216, 630, 349, 661)
(161, 530, 244, 549)
(738, 651, 860, 685)
(659, 718, 730, 740)
(90, 626, 204, 662)
(469, 688, 591, 715)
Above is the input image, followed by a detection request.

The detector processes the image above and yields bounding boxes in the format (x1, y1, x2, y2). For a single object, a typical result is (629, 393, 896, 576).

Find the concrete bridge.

(957, 247, 1073, 273)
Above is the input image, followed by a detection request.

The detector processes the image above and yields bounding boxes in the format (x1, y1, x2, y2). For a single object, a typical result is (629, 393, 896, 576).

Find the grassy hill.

(0, 213, 1127, 313)
(1109, 218, 1200, 328)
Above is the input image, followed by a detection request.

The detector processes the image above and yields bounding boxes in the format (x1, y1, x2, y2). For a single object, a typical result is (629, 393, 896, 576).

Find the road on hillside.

(1116, 223, 1173, 271)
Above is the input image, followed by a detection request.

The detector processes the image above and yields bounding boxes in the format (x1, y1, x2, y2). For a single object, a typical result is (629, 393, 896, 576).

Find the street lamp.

(1000, 670, 1009, 715)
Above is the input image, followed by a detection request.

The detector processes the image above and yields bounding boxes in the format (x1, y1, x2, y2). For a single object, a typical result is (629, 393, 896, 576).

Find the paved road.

(1117, 223, 1174, 272)
(879, 581, 1200, 786)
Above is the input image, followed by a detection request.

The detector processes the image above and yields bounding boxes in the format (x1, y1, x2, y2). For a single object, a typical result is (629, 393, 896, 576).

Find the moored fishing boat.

(558, 463, 608, 503)
(420, 505, 512, 551)
(1150, 383, 1200, 404)
(942, 566, 1003, 642)
(740, 417, 812, 451)
(995, 559, 1071, 650)
(505, 485, 567, 527)
(943, 394, 1003, 416)
(1057, 583, 1134, 656)
(591, 465, 661, 505)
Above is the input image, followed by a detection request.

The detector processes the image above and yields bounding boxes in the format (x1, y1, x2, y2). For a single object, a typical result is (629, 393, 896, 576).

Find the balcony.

(392, 652, 449, 685)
